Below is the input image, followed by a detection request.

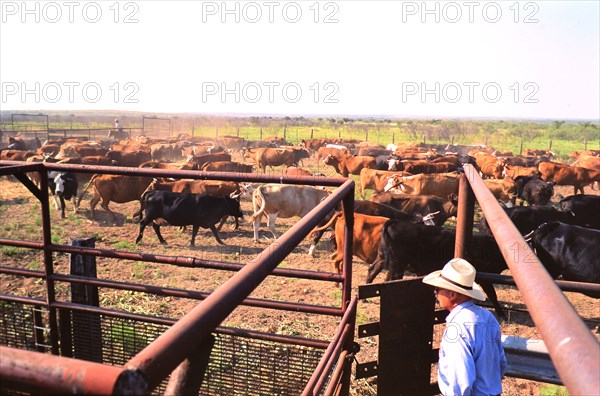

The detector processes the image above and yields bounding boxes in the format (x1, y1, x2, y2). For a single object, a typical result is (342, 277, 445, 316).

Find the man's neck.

(447, 296, 472, 312)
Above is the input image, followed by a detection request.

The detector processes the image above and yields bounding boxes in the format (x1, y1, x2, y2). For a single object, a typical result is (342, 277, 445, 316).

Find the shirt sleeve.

(439, 329, 476, 396)
(499, 334, 508, 377)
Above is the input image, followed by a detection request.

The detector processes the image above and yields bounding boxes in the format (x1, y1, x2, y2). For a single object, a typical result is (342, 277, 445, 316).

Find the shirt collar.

(446, 300, 475, 323)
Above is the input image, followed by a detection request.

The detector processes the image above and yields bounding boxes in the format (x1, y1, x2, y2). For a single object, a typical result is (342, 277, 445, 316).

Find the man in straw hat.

(423, 258, 507, 396)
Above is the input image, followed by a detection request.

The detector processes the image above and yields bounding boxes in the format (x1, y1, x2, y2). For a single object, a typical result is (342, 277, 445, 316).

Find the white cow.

(249, 184, 330, 242)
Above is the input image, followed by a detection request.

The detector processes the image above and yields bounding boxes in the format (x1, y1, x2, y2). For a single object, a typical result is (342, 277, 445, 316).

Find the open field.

(1, 113, 598, 162)
(1, 143, 599, 395)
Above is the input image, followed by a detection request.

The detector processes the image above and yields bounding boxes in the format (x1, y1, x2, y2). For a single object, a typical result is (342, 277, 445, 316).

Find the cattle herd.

(1, 134, 599, 301)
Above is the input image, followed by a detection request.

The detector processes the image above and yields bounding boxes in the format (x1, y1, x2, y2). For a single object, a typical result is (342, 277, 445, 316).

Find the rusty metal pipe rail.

(0, 239, 343, 283)
(463, 164, 600, 396)
(303, 297, 357, 396)
(50, 272, 343, 316)
(0, 293, 45, 306)
(0, 160, 348, 187)
(122, 179, 355, 391)
(476, 272, 600, 296)
(0, 346, 139, 395)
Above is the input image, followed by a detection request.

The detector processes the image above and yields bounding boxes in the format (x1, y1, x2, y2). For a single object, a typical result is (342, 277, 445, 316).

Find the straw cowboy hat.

(423, 258, 486, 301)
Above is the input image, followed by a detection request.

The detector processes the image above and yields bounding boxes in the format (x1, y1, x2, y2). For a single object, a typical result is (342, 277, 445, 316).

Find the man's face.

(434, 287, 454, 311)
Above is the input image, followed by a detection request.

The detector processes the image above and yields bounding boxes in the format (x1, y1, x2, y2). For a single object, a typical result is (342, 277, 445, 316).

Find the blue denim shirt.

(438, 301, 507, 396)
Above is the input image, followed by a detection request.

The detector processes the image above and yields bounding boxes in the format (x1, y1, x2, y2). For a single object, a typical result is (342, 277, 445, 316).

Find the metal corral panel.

(374, 278, 437, 396)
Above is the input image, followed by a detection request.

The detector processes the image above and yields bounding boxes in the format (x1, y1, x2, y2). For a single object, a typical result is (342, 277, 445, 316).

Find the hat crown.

(441, 258, 476, 289)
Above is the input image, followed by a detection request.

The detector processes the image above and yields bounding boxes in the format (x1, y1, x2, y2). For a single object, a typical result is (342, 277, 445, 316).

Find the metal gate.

(0, 161, 357, 395)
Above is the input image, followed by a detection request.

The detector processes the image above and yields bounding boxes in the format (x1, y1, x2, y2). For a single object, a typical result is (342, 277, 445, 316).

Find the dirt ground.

(0, 164, 598, 396)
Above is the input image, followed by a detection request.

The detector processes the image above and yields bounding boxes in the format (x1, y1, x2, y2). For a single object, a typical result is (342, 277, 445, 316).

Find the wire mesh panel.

(201, 334, 324, 396)
(57, 310, 326, 395)
(0, 301, 46, 352)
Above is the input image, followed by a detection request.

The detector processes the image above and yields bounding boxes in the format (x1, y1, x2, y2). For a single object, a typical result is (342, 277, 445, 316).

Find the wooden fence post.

(69, 236, 102, 363)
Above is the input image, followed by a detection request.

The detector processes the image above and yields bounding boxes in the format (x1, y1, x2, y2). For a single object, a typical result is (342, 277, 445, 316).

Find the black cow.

(514, 176, 554, 206)
(367, 220, 508, 318)
(480, 206, 582, 235)
(531, 221, 600, 295)
(559, 194, 600, 229)
(135, 190, 244, 246)
(308, 200, 421, 257)
(47, 171, 78, 219)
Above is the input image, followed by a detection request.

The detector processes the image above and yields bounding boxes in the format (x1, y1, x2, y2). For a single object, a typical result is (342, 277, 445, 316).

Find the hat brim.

(423, 270, 486, 301)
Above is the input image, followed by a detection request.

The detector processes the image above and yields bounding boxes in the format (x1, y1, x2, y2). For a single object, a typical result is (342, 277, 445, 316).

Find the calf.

(367, 221, 508, 318)
(559, 195, 600, 229)
(531, 222, 600, 293)
(135, 190, 244, 246)
(48, 171, 78, 219)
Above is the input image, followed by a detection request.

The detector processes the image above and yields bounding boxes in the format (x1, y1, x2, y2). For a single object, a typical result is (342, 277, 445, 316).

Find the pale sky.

(1, 0, 599, 120)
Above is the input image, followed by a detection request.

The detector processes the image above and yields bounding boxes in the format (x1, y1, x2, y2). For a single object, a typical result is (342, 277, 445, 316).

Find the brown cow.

(502, 164, 540, 179)
(384, 173, 460, 199)
(0, 150, 36, 161)
(539, 162, 600, 194)
(216, 136, 246, 155)
(56, 143, 108, 159)
(323, 155, 377, 177)
(285, 167, 315, 177)
(150, 143, 174, 162)
(573, 155, 600, 171)
(244, 147, 297, 173)
(314, 212, 388, 274)
(263, 136, 290, 147)
(359, 168, 412, 198)
(301, 138, 341, 156)
(483, 177, 518, 206)
(524, 148, 554, 157)
(139, 161, 195, 170)
(186, 152, 232, 170)
(105, 150, 152, 167)
(473, 152, 504, 179)
(201, 161, 254, 173)
(403, 161, 458, 175)
(315, 146, 349, 161)
(82, 175, 152, 222)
